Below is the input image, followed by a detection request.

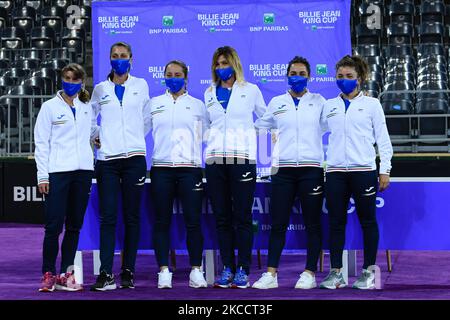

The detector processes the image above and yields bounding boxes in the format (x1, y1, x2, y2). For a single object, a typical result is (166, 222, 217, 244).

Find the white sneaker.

(352, 269, 375, 289)
(158, 269, 172, 289)
(189, 268, 207, 288)
(252, 272, 278, 289)
(295, 271, 317, 289)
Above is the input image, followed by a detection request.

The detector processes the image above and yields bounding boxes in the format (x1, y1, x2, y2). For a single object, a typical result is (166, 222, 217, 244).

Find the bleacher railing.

(380, 89, 450, 153)
(0, 95, 53, 157)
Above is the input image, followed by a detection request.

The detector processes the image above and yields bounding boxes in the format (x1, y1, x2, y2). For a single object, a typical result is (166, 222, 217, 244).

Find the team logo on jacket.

(278, 104, 286, 109)
(52, 120, 67, 125)
(101, 95, 109, 100)
(327, 107, 338, 118)
(56, 114, 65, 119)
(156, 105, 165, 109)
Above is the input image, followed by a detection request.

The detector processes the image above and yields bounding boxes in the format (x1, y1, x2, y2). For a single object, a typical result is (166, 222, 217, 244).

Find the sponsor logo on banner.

(249, 13, 289, 32)
(309, 63, 335, 83)
(197, 13, 239, 32)
(298, 9, 342, 30)
(149, 15, 188, 34)
(249, 63, 288, 84)
(97, 15, 139, 35)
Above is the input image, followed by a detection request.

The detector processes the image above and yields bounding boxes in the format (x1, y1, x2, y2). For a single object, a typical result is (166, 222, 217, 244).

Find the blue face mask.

(288, 76, 308, 93)
(62, 81, 82, 97)
(215, 66, 234, 81)
(165, 77, 185, 93)
(336, 78, 358, 95)
(111, 59, 131, 76)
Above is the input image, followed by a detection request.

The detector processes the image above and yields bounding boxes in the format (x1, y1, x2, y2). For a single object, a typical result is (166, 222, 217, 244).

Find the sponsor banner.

(92, 0, 351, 172)
(2, 161, 45, 224)
(79, 181, 450, 250)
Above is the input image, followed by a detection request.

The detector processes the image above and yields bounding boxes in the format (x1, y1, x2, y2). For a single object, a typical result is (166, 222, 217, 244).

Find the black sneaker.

(90, 271, 117, 291)
(120, 269, 135, 289)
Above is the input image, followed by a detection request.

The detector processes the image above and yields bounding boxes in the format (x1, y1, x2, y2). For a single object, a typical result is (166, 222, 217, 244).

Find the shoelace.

(325, 270, 339, 281)
(42, 273, 54, 285)
(234, 270, 248, 283)
(220, 269, 233, 281)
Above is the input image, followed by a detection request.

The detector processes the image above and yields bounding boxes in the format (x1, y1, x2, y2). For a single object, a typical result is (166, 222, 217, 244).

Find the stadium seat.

(418, 22, 445, 43)
(0, 48, 13, 63)
(11, 58, 40, 71)
(388, 0, 415, 24)
(382, 99, 413, 115)
(50, 47, 75, 62)
(387, 22, 414, 45)
(0, 0, 15, 14)
(30, 26, 56, 49)
(420, 0, 445, 23)
(41, 6, 65, 43)
(61, 28, 85, 64)
(0, 7, 7, 28)
(17, 48, 45, 61)
(32, 68, 59, 90)
(51, 0, 71, 9)
(355, 23, 381, 45)
(3, 68, 30, 84)
(41, 58, 68, 72)
(12, 6, 37, 36)
(1, 27, 27, 49)
(22, 76, 53, 96)
(355, 44, 381, 57)
(0, 76, 15, 91)
(384, 44, 413, 57)
(365, 55, 385, 68)
(417, 43, 445, 58)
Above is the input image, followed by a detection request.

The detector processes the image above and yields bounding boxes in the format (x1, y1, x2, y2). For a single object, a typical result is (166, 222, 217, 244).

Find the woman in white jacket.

(89, 42, 152, 291)
(252, 56, 326, 290)
(204, 46, 266, 289)
(34, 63, 95, 292)
(149, 60, 209, 289)
(319, 55, 393, 290)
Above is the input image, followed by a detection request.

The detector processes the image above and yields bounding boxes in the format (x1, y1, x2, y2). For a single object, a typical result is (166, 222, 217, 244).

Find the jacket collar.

(56, 90, 81, 106)
(107, 74, 134, 86)
(338, 90, 364, 102)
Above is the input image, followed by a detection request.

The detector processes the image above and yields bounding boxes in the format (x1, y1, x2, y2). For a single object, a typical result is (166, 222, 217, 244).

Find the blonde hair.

(211, 46, 245, 84)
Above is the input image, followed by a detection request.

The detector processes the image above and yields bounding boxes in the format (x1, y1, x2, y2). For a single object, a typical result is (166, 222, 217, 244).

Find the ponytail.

(78, 88, 90, 103)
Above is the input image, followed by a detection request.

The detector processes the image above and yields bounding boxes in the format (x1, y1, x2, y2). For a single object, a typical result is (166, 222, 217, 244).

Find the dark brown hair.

(61, 63, 89, 103)
(287, 56, 311, 77)
(335, 55, 369, 85)
(164, 60, 188, 79)
(107, 41, 133, 80)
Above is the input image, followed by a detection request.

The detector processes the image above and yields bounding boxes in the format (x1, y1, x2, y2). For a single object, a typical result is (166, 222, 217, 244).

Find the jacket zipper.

(295, 98, 299, 166)
(120, 87, 127, 157)
(172, 95, 176, 166)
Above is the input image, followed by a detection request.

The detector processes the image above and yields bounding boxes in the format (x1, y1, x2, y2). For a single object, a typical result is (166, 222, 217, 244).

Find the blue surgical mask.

(215, 66, 234, 81)
(62, 81, 82, 97)
(288, 76, 308, 93)
(336, 78, 358, 95)
(165, 77, 185, 93)
(111, 59, 131, 76)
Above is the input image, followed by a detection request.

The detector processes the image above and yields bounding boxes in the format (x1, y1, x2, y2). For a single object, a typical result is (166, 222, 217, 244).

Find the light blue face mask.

(165, 77, 185, 93)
